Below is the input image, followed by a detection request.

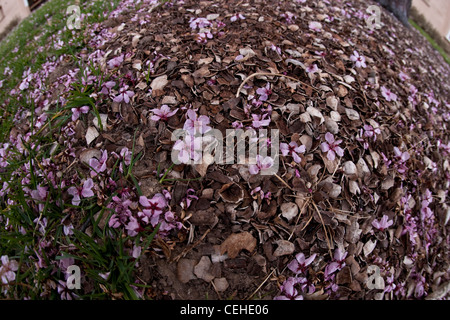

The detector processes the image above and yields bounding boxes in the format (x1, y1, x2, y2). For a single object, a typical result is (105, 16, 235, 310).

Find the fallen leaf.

(193, 154, 213, 177)
(356, 158, 370, 178)
(330, 111, 341, 122)
(381, 176, 395, 190)
(273, 240, 295, 257)
(86, 126, 99, 146)
(193, 256, 215, 282)
(345, 217, 362, 244)
(349, 180, 361, 195)
(363, 239, 377, 256)
(306, 106, 325, 124)
(337, 84, 348, 97)
(345, 108, 360, 121)
(326, 96, 338, 110)
(150, 75, 168, 97)
(325, 117, 339, 134)
(342, 161, 357, 177)
(213, 277, 229, 292)
(219, 182, 244, 203)
(136, 81, 147, 90)
(319, 177, 341, 198)
(132, 60, 142, 70)
(192, 65, 210, 78)
(176, 258, 197, 284)
(93, 113, 108, 130)
(343, 75, 355, 84)
(285, 58, 306, 68)
(336, 266, 352, 285)
(280, 202, 299, 221)
(425, 282, 450, 300)
(131, 34, 141, 48)
(220, 232, 257, 258)
(299, 112, 312, 123)
(320, 151, 339, 174)
(198, 57, 214, 65)
(299, 134, 313, 152)
(93, 210, 109, 230)
(239, 47, 256, 58)
(79, 148, 101, 165)
(161, 95, 177, 105)
(206, 13, 220, 20)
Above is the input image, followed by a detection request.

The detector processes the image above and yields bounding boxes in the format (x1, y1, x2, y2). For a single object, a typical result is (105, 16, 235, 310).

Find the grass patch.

(409, 19, 450, 65)
(0, 0, 161, 300)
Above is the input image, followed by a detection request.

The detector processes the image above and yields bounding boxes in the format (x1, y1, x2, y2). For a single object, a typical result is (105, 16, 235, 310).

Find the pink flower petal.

(320, 142, 330, 152)
(292, 152, 302, 163)
(261, 156, 274, 169)
(335, 146, 344, 157)
(139, 196, 151, 207)
(295, 145, 306, 154)
(249, 164, 260, 175)
(325, 132, 334, 144)
(280, 143, 289, 156)
(326, 150, 336, 161)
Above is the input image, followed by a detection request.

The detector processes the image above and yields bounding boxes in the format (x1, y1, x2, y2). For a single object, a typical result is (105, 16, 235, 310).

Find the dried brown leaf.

(273, 240, 295, 257)
(220, 232, 257, 259)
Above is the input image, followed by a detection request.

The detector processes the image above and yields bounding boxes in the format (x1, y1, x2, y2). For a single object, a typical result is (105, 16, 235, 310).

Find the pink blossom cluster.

(381, 86, 398, 102)
(324, 248, 348, 294)
(357, 122, 381, 149)
(232, 83, 274, 132)
(372, 215, 393, 232)
(189, 16, 226, 44)
(381, 146, 410, 175)
(275, 248, 355, 300)
(280, 140, 306, 163)
(274, 252, 316, 300)
(171, 109, 212, 164)
(249, 155, 274, 175)
(250, 186, 272, 204)
(0, 256, 19, 294)
(419, 189, 437, 253)
(150, 104, 178, 121)
(320, 132, 344, 161)
(280, 11, 297, 24)
(0, 0, 196, 300)
(350, 50, 366, 68)
(397, 189, 440, 298)
(274, 277, 313, 300)
(109, 190, 182, 237)
(180, 188, 198, 209)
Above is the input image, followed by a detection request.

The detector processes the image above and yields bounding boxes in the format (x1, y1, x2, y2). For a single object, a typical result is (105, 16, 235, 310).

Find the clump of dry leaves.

(78, 0, 450, 300)
(7, 0, 449, 300)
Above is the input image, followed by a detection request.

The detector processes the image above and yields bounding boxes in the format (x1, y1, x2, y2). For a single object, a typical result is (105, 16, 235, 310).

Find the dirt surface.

(49, 0, 450, 300)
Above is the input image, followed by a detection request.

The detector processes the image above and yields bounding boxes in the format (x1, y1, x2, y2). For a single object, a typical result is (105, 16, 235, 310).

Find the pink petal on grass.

(81, 179, 95, 198)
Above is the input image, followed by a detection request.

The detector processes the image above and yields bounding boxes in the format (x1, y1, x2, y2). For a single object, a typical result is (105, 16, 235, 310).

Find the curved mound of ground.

(1, 0, 449, 300)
